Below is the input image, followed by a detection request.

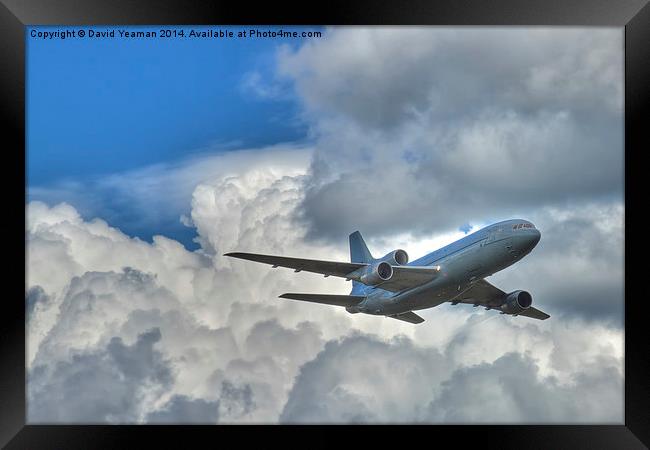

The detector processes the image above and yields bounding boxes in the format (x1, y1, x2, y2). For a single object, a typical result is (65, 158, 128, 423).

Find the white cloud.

(240, 71, 290, 100)
(281, 331, 622, 423)
(28, 145, 312, 246)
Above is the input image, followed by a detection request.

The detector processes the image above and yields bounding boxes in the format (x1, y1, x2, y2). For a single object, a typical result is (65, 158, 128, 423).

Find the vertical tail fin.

(349, 231, 373, 295)
(349, 231, 373, 263)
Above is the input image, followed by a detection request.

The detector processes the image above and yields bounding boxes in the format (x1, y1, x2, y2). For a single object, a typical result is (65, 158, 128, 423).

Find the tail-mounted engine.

(347, 249, 408, 286)
(376, 249, 409, 266)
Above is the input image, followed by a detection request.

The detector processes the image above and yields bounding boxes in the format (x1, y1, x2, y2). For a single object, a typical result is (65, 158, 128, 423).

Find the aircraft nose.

(529, 229, 541, 248)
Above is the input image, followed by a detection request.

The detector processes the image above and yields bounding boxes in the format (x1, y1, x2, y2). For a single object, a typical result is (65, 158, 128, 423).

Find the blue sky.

(27, 25, 317, 248)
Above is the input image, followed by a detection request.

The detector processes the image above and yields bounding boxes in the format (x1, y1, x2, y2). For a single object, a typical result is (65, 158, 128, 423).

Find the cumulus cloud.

(27, 27, 624, 424)
(26, 164, 623, 423)
(145, 380, 257, 424)
(29, 327, 173, 423)
(281, 330, 622, 424)
(28, 145, 312, 248)
(426, 351, 622, 423)
(146, 395, 219, 424)
(27, 165, 362, 423)
(26, 286, 49, 320)
(280, 333, 450, 423)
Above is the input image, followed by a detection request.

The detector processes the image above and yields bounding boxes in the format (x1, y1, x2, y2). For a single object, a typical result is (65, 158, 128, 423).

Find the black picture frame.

(2, 0, 648, 448)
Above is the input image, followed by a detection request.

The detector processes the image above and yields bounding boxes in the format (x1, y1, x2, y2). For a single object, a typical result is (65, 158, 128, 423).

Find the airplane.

(224, 219, 549, 324)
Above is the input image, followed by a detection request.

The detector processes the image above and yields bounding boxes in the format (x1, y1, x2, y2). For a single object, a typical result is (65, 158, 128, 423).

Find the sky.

(26, 26, 624, 424)
(27, 25, 311, 248)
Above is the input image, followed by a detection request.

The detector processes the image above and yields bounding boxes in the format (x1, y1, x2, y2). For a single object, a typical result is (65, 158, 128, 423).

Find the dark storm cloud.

(278, 28, 623, 242)
(294, 109, 622, 243)
(280, 29, 622, 130)
(28, 328, 173, 423)
(484, 203, 624, 323)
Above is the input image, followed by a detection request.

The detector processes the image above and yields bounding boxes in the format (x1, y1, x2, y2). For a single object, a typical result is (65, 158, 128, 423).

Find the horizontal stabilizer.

(388, 311, 425, 324)
(279, 293, 366, 307)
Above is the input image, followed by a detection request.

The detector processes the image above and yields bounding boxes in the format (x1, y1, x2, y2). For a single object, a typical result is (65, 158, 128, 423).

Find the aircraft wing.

(279, 293, 366, 307)
(516, 307, 551, 320)
(373, 265, 442, 292)
(453, 279, 550, 320)
(453, 279, 505, 306)
(225, 253, 441, 292)
(387, 311, 425, 324)
(224, 252, 367, 278)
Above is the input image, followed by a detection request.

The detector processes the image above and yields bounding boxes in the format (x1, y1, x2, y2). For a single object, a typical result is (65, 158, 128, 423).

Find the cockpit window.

(513, 223, 535, 230)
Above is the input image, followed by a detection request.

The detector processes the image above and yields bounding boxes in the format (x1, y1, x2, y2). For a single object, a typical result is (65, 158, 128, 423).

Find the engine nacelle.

(345, 305, 361, 314)
(358, 261, 394, 285)
(499, 290, 533, 315)
(376, 249, 409, 266)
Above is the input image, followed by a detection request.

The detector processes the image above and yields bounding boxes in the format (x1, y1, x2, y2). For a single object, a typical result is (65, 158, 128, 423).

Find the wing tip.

(224, 252, 254, 259)
(279, 293, 304, 302)
(388, 312, 425, 324)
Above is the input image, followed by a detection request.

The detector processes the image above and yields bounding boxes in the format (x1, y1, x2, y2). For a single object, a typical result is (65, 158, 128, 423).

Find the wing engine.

(348, 264, 441, 292)
(357, 261, 394, 285)
(499, 290, 533, 315)
(453, 280, 550, 320)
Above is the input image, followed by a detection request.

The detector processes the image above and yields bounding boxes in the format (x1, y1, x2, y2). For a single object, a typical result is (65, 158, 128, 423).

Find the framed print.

(2, 0, 648, 447)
